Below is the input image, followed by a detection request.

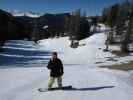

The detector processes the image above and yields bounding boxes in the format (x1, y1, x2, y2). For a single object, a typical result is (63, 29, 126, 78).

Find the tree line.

(0, 9, 92, 51)
(102, 0, 133, 52)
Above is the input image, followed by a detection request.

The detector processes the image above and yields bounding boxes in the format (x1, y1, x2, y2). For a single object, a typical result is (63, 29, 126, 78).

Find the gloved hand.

(61, 71, 64, 76)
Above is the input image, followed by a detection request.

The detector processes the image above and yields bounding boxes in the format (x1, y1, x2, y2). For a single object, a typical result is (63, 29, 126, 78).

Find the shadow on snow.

(0, 41, 52, 67)
(70, 86, 115, 91)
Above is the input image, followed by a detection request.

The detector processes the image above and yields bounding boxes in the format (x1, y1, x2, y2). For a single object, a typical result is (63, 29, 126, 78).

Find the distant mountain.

(10, 10, 42, 18)
(0, 9, 91, 42)
(0, 9, 11, 46)
(0, 9, 28, 41)
(0, 9, 71, 41)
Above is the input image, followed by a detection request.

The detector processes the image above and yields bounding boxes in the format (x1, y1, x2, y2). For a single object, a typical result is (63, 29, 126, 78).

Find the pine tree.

(68, 9, 81, 40)
(106, 4, 119, 28)
(120, 1, 132, 52)
(106, 4, 120, 44)
(123, 7, 133, 52)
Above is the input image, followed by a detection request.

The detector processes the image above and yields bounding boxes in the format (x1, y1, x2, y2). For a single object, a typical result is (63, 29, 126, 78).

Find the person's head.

(52, 52, 58, 59)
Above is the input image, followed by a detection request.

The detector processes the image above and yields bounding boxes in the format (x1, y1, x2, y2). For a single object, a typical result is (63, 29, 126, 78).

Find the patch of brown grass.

(111, 50, 130, 57)
(99, 61, 133, 71)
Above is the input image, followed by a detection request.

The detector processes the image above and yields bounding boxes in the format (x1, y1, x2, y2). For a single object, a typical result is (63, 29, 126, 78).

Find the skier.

(47, 52, 64, 89)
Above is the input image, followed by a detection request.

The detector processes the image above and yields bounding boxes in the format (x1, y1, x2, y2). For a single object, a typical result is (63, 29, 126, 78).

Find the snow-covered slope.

(0, 33, 133, 100)
(10, 10, 42, 18)
(38, 33, 133, 66)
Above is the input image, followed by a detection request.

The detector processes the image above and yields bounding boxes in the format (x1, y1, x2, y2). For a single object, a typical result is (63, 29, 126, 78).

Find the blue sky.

(0, 0, 125, 16)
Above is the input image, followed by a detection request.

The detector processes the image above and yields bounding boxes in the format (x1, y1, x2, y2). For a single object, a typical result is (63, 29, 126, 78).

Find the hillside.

(0, 32, 133, 100)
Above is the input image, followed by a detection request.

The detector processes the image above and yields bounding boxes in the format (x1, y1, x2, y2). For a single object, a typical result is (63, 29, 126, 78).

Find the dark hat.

(52, 51, 57, 55)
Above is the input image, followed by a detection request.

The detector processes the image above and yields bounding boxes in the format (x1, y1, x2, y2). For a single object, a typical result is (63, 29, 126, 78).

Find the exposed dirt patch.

(99, 61, 133, 71)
